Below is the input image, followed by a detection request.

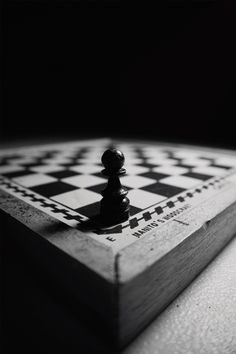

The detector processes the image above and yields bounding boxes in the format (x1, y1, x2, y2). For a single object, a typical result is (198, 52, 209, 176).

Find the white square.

(128, 189, 166, 209)
(13, 174, 57, 187)
(121, 152, 138, 159)
(146, 158, 177, 165)
(192, 166, 227, 176)
(0, 165, 24, 174)
(124, 158, 143, 165)
(70, 164, 102, 174)
(82, 151, 104, 159)
(126, 165, 149, 175)
(173, 150, 201, 159)
(52, 189, 101, 209)
(76, 158, 102, 165)
(152, 166, 189, 175)
(215, 156, 236, 167)
(114, 146, 137, 156)
(141, 147, 167, 158)
(42, 157, 72, 164)
(121, 175, 156, 189)
(143, 154, 168, 160)
(62, 174, 106, 188)
(159, 175, 201, 189)
(8, 157, 36, 165)
(30, 165, 65, 173)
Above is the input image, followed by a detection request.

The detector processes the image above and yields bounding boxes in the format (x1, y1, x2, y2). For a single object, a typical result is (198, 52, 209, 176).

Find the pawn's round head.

(101, 148, 125, 172)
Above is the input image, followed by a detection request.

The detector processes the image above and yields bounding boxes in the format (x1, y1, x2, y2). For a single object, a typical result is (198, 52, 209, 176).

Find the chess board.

(1, 138, 236, 347)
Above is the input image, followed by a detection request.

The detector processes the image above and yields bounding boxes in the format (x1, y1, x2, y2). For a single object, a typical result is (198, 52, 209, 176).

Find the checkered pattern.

(0, 144, 235, 220)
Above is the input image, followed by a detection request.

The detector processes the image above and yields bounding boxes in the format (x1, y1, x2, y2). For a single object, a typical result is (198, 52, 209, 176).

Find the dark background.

(2, 1, 236, 148)
(1, 2, 236, 353)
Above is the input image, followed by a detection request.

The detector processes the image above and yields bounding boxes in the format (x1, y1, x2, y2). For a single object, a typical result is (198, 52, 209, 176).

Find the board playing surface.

(1, 138, 236, 346)
(1, 138, 236, 250)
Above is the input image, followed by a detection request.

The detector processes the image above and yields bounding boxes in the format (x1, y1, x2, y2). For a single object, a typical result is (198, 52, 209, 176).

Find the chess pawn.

(100, 149, 130, 225)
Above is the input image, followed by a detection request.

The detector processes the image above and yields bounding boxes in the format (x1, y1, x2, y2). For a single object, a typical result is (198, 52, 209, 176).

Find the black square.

(88, 183, 107, 194)
(88, 183, 132, 194)
(31, 182, 77, 198)
(3, 170, 35, 179)
(142, 182, 185, 198)
(200, 157, 214, 162)
(129, 205, 143, 216)
(76, 202, 100, 218)
(137, 163, 158, 169)
(175, 163, 193, 170)
(139, 171, 169, 181)
(183, 172, 212, 181)
(91, 172, 106, 178)
(23, 163, 46, 168)
(76, 202, 140, 218)
(5, 154, 22, 160)
(48, 170, 79, 179)
(41, 151, 59, 158)
(211, 164, 231, 170)
(0, 160, 8, 166)
(58, 163, 78, 167)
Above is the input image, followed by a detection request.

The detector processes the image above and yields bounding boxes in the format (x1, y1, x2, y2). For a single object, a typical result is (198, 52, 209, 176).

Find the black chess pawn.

(100, 148, 130, 226)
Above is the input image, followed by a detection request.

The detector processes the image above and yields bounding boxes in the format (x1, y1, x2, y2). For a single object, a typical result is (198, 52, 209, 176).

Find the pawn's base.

(77, 210, 130, 232)
(94, 209, 130, 228)
(101, 209, 130, 227)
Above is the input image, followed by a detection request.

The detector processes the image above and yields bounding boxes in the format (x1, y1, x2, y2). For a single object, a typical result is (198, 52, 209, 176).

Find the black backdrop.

(2, 3, 236, 353)
(2, 1, 236, 147)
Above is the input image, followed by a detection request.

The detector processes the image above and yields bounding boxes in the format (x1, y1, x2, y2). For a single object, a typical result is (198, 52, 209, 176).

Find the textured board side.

(117, 202, 236, 346)
(0, 189, 115, 282)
